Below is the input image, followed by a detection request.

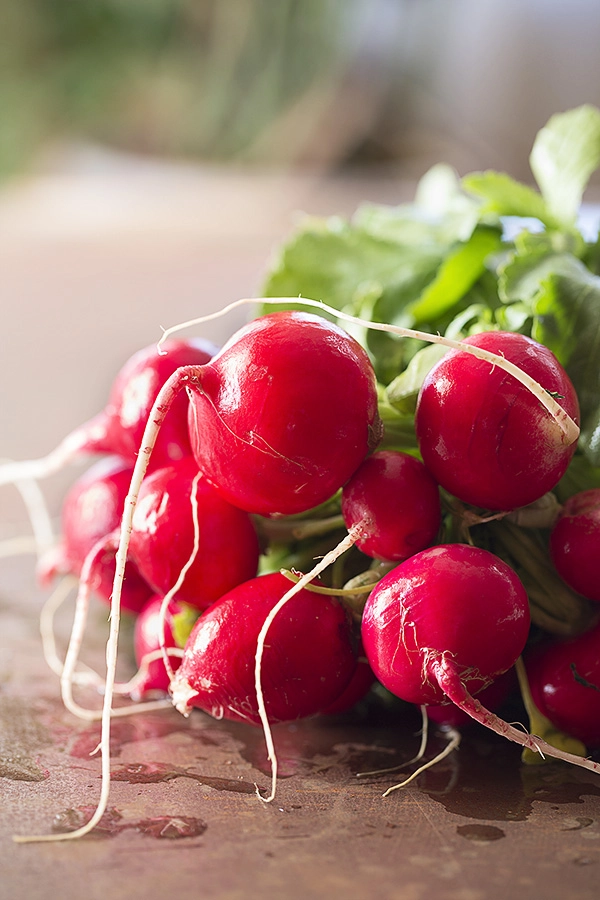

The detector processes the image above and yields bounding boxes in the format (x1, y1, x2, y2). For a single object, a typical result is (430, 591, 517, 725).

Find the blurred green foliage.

(0, 0, 359, 176)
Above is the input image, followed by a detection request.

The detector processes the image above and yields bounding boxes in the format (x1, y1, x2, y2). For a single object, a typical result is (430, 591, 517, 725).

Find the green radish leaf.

(531, 260, 600, 465)
(530, 104, 600, 226)
(499, 250, 579, 305)
(583, 227, 600, 275)
(261, 216, 443, 318)
(462, 170, 553, 225)
(386, 343, 449, 413)
(407, 226, 502, 324)
(357, 163, 482, 245)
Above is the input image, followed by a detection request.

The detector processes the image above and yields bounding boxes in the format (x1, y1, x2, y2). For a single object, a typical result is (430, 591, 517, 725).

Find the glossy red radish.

(97, 338, 217, 470)
(362, 544, 529, 705)
(525, 624, 600, 749)
(186, 311, 382, 516)
(549, 489, 600, 602)
(415, 331, 580, 511)
(426, 667, 518, 730)
(0, 338, 216, 487)
(170, 571, 358, 725)
(341, 450, 441, 562)
(38, 456, 151, 614)
(361, 543, 600, 773)
(128, 457, 260, 610)
(133, 595, 199, 698)
(320, 652, 376, 715)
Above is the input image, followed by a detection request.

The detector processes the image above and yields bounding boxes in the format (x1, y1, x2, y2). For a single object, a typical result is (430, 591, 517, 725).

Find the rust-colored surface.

(2, 555, 600, 900)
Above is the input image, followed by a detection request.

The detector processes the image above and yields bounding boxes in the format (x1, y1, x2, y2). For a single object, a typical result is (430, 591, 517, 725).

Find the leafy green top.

(261, 105, 600, 475)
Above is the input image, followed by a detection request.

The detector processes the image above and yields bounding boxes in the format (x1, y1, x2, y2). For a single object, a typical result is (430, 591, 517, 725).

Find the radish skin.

(362, 544, 600, 775)
(415, 332, 580, 510)
(0, 339, 215, 489)
(159, 297, 580, 445)
(155, 469, 202, 682)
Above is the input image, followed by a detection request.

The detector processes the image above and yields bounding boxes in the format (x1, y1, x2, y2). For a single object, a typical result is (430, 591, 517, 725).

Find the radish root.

(0, 419, 106, 488)
(11, 293, 586, 841)
(159, 297, 580, 445)
(0, 458, 55, 556)
(157, 469, 203, 684)
(356, 705, 430, 778)
(431, 654, 600, 774)
(381, 727, 461, 797)
(254, 524, 363, 803)
(13, 369, 196, 844)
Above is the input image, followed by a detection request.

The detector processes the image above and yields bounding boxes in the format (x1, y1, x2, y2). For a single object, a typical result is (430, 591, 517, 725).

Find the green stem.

(488, 520, 596, 636)
(515, 657, 588, 764)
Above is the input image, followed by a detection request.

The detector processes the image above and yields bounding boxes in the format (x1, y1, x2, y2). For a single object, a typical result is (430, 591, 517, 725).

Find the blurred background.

(3, 0, 600, 179)
(2, 0, 600, 520)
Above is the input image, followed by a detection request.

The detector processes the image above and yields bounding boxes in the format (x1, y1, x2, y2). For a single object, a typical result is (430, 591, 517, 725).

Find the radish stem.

(159, 297, 580, 445)
(157, 469, 203, 683)
(431, 654, 600, 774)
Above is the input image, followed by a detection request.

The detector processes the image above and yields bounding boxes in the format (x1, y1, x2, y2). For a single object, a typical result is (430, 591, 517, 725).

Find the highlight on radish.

(0, 338, 217, 489)
(524, 623, 600, 751)
(95, 338, 218, 471)
(415, 331, 580, 511)
(37, 455, 152, 614)
(127, 457, 260, 610)
(549, 489, 600, 602)
(341, 450, 441, 562)
(186, 310, 382, 516)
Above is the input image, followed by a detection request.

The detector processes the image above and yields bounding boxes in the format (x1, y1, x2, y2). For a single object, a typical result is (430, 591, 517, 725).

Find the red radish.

(22, 310, 377, 840)
(38, 456, 152, 614)
(361, 543, 600, 772)
(415, 331, 580, 511)
(133, 595, 198, 697)
(0, 338, 216, 487)
(96, 338, 217, 471)
(426, 667, 518, 730)
(128, 457, 260, 610)
(170, 572, 358, 725)
(341, 450, 441, 562)
(362, 544, 530, 706)
(320, 653, 376, 715)
(186, 311, 382, 515)
(525, 624, 600, 748)
(549, 489, 600, 602)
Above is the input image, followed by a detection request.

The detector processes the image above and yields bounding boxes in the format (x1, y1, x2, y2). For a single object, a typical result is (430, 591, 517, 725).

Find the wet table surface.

(3, 552, 600, 900)
(2, 159, 600, 900)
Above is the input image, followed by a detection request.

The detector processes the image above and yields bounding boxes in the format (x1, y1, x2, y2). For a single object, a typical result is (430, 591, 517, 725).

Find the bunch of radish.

(4, 297, 600, 844)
